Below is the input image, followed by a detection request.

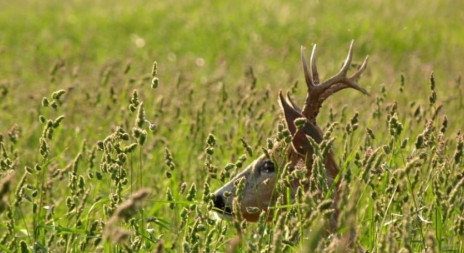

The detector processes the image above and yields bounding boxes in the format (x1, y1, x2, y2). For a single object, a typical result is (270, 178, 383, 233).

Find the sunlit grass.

(0, 0, 463, 252)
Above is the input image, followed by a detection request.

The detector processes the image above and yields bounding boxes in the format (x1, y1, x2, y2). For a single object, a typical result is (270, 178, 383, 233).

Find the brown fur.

(213, 41, 368, 233)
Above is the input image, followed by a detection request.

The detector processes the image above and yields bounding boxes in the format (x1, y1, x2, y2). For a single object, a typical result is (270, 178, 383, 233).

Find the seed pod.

(186, 184, 196, 201)
(151, 77, 159, 89)
(51, 89, 66, 100)
(42, 97, 50, 107)
(151, 61, 158, 77)
(240, 138, 253, 157)
(167, 188, 175, 209)
(135, 103, 145, 128)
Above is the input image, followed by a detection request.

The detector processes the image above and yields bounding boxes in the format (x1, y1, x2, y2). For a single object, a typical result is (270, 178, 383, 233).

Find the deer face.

(212, 155, 281, 221)
(212, 92, 321, 222)
(212, 42, 368, 223)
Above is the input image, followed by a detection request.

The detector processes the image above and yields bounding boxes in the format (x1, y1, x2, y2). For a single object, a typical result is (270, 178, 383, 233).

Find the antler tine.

(301, 46, 314, 88)
(350, 55, 369, 80)
(315, 40, 368, 95)
(340, 40, 355, 75)
(301, 41, 369, 123)
(317, 41, 354, 89)
(310, 44, 319, 84)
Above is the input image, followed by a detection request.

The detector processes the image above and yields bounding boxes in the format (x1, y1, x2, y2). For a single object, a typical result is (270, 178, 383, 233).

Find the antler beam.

(300, 41, 369, 123)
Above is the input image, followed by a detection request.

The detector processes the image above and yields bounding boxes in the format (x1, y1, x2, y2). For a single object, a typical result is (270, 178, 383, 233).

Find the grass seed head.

(41, 97, 49, 107)
(453, 134, 463, 164)
(108, 188, 151, 224)
(240, 138, 253, 157)
(294, 117, 307, 131)
(151, 77, 159, 89)
(440, 115, 448, 133)
(152, 61, 158, 77)
(202, 182, 210, 202)
(186, 183, 196, 201)
(429, 73, 437, 105)
(135, 102, 145, 128)
(51, 89, 66, 101)
(53, 115, 65, 128)
(39, 137, 49, 158)
(123, 61, 131, 74)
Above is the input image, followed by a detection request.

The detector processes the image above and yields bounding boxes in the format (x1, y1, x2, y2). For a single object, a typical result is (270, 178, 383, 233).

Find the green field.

(1, 0, 464, 252)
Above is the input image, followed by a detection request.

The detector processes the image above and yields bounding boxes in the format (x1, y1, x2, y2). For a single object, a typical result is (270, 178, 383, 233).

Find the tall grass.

(1, 0, 463, 252)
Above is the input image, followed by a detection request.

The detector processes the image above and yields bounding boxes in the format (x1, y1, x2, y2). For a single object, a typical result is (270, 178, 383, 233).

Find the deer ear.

(278, 91, 324, 155)
(286, 91, 302, 114)
(278, 90, 302, 136)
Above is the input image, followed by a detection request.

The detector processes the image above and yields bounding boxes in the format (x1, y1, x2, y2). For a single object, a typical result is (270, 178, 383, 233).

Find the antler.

(300, 41, 369, 124)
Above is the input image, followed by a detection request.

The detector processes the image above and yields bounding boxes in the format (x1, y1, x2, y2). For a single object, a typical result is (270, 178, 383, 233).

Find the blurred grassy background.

(2, 0, 463, 81)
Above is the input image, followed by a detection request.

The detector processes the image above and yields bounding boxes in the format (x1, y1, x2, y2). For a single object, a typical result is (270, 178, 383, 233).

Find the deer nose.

(213, 194, 233, 214)
(213, 194, 225, 210)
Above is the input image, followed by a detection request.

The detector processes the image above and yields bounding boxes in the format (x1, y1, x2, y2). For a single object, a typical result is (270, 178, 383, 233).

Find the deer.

(212, 41, 369, 233)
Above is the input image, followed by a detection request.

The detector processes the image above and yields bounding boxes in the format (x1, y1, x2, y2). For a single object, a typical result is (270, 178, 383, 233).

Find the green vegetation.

(1, 0, 463, 252)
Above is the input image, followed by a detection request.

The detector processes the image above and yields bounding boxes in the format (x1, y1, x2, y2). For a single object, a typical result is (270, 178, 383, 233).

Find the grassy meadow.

(1, 0, 464, 252)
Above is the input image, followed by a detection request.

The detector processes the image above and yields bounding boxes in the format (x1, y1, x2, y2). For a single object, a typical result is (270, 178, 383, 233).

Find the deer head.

(212, 41, 368, 224)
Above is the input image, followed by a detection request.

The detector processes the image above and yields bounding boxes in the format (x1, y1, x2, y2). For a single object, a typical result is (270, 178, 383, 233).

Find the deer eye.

(261, 161, 275, 173)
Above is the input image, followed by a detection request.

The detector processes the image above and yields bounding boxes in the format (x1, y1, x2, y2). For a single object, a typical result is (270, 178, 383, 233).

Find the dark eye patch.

(261, 161, 275, 173)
